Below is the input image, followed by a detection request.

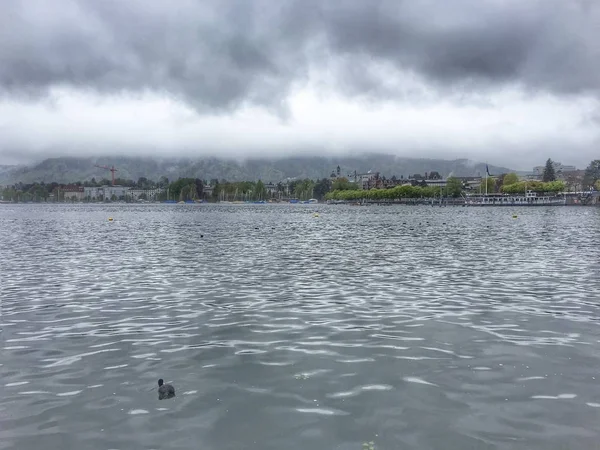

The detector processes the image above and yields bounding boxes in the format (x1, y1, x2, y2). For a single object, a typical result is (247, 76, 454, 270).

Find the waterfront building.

(84, 185, 130, 201)
(532, 162, 577, 179)
(58, 185, 85, 201)
(358, 172, 381, 190)
(128, 188, 164, 201)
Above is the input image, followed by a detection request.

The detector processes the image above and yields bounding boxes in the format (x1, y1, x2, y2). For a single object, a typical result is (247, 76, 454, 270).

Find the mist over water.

(1, 204, 599, 450)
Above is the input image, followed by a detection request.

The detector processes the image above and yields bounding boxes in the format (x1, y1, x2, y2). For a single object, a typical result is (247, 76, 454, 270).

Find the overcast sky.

(1, 0, 598, 169)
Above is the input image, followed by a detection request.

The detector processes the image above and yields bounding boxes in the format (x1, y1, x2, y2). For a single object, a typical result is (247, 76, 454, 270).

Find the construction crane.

(95, 164, 118, 186)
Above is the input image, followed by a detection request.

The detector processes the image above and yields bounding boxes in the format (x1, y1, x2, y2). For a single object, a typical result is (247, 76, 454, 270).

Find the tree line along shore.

(2, 158, 599, 204)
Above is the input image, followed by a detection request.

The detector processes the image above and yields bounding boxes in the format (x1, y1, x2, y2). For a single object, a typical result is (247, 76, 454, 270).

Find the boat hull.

(465, 197, 565, 207)
(465, 202, 565, 206)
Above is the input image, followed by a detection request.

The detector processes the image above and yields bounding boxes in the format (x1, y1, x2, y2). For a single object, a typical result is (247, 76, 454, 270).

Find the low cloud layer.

(0, 0, 599, 168)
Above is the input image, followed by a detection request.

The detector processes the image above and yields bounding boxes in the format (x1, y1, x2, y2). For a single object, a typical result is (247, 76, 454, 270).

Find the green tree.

(501, 180, 565, 194)
(564, 171, 583, 192)
(168, 178, 197, 201)
(188, 183, 199, 200)
(159, 176, 170, 188)
(542, 158, 556, 182)
(325, 183, 441, 202)
(1, 187, 16, 202)
(211, 181, 220, 202)
(254, 180, 267, 200)
(313, 178, 332, 200)
(293, 179, 315, 200)
(595, 180, 600, 191)
(543, 180, 566, 193)
(332, 177, 354, 191)
(480, 177, 496, 193)
(194, 179, 204, 200)
(137, 177, 148, 188)
(503, 173, 519, 186)
(583, 160, 600, 188)
(445, 177, 463, 197)
(494, 173, 506, 192)
(276, 182, 286, 198)
(287, 180, 299, 197)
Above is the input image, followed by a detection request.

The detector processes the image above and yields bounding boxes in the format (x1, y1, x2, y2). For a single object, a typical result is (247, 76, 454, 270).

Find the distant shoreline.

(2, 200, 599, 207)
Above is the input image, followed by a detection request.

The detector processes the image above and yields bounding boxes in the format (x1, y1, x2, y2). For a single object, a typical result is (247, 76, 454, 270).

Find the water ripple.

(1, 204, 599, 450)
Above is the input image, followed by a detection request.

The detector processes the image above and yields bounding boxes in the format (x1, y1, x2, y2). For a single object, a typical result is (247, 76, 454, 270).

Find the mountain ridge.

(0, 155, 517, 185)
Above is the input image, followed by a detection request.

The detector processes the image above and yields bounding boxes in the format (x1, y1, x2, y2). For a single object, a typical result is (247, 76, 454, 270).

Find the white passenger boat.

(465, 190, 566, 206)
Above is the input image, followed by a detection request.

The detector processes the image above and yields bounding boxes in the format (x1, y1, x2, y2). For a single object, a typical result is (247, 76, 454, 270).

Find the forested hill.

(0, 155, 514, 184)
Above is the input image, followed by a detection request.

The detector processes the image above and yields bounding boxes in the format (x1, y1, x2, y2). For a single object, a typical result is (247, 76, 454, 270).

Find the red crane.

(95, 164, 118, 186)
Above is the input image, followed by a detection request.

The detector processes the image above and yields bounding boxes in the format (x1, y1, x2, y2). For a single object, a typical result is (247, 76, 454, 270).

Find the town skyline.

(3, 156, 597, 205)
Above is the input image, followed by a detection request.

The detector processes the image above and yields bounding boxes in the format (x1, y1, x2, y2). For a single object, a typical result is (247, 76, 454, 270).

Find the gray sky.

(0, 0, 598, 169)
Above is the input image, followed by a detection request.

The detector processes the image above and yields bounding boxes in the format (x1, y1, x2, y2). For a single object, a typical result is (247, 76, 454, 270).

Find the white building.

(533, 162, 577, 177)
(84, 185, 130, 201)
(358, 172, 379, 189)
(60, 186, 85, 201)
(128, 188, 164, 201)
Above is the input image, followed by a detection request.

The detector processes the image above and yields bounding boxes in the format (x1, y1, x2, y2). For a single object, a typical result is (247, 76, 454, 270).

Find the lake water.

(1, 204, 599, 450)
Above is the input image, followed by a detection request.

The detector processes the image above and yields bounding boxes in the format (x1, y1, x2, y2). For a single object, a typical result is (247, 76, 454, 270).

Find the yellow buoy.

(313, 213, 319, 217)
(108, 217, 114, 221)
(512, 215, 517, 219)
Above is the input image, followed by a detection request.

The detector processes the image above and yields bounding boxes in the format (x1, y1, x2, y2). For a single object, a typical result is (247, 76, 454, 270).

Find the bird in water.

(158, 379, 175, 400)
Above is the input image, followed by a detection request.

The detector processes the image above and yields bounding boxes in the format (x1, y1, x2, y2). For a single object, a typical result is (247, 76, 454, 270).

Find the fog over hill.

(1, 1, 598, 170)
(0, 155, 515, 185)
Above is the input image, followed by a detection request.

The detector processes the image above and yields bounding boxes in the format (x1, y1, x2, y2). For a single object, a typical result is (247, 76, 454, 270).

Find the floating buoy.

(313, 213, 319, 217)
(108, 217, 113, 222)
(512, 215, 518, 219)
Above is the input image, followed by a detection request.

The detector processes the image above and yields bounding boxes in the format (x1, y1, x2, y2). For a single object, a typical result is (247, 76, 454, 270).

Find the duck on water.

(158, 379, 175, 400)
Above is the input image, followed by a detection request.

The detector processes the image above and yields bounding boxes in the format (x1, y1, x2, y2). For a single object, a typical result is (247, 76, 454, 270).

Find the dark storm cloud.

(0, 0, 317, 112)
(0, 0, 598, 111)
(319, 0, 600, 99)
